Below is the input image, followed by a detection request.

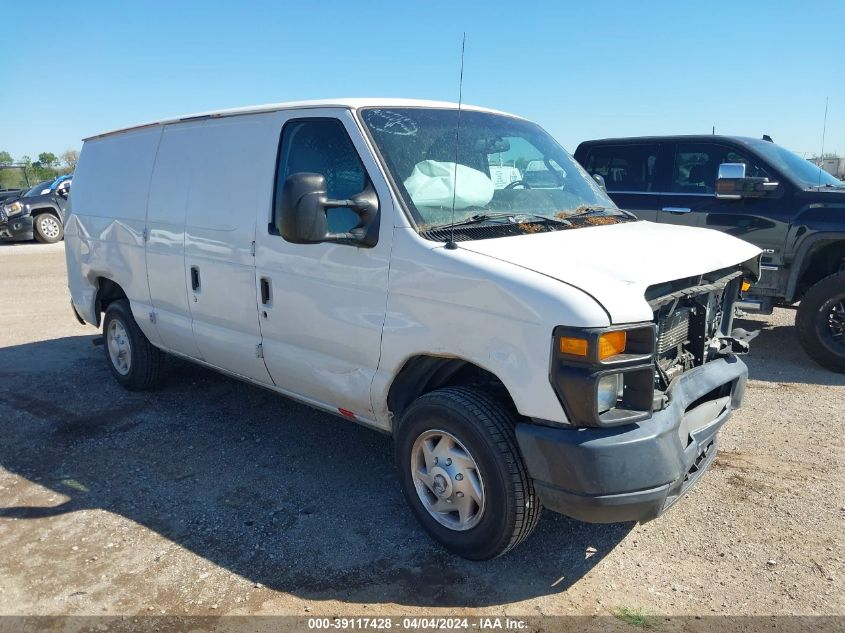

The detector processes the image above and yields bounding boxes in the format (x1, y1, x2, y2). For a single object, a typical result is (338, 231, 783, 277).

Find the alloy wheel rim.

(40, 216, 60, 239)
(825, 296, 845, 347)
(107, 319, 132, 375)
(410, 429, 485, 531)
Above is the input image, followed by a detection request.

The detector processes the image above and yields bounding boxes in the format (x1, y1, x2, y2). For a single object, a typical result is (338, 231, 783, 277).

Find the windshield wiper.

(563, 205, 637, 220)
(431, 212, 571, 230)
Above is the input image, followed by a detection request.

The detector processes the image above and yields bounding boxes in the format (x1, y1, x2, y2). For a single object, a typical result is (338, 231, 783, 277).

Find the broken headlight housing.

(551, 324, 656, 427)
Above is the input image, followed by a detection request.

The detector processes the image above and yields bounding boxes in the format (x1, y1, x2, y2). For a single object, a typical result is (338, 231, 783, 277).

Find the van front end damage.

(648, 264, 754, 393)
(516, 355, 746, 523)
(515, 262, 757, 524)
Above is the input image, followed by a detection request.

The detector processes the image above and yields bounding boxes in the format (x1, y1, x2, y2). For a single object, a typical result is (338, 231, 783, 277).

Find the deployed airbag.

(404, 160, 494, 209)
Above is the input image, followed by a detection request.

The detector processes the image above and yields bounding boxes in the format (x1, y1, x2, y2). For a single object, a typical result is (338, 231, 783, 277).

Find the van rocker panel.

(515, 356, 747, 523)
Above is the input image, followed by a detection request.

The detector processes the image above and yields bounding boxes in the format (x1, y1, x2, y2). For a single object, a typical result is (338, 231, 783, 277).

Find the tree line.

(0, 149, 79, 190)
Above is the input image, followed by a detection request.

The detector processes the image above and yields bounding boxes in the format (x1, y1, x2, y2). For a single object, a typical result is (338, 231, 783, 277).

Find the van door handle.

(190, 266, 201, 291)
(260, 277, 272, 305)
(662, 207, 692, 214)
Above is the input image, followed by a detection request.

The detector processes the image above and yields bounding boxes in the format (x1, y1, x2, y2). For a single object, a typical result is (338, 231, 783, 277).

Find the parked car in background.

(574, 136, 845, 372)
(67, 99, 761, 559)
(522, 159, 565, 189)
(0, 174, 72, 243)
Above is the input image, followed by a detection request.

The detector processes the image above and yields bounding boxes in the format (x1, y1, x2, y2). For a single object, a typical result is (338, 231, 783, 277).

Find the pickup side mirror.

(278, 172, 379, 247)
(716, 162, 779, 199)
(592, 173, 607, 191)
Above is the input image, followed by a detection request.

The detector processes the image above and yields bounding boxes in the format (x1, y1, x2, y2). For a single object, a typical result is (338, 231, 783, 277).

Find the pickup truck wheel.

(34, 213, 63, 243)
(103, 299, 164, 390)
(796, 271, 845, 373)
(395, 386, 541, 560)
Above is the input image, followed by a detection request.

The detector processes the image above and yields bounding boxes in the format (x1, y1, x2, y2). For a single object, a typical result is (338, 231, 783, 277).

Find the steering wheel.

(504, 180, 531, 190)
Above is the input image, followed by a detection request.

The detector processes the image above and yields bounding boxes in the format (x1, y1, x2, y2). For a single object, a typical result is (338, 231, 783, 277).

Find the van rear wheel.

(394, 387, 541, 560)
(103, 299, 164, 390)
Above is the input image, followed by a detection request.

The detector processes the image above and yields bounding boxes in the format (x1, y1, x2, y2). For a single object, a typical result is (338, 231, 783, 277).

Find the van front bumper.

(0, 215, 33, 241)
(515, 356, 747, 523)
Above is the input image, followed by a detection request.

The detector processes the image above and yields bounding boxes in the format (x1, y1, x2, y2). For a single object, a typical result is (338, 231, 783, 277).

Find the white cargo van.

(66, 99, 761, 559)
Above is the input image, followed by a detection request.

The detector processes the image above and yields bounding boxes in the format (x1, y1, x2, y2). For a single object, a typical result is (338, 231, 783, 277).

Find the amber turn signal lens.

(598, 331, 626, 360)
(741, 280, 751, 292)
(560, 336, 589, 357)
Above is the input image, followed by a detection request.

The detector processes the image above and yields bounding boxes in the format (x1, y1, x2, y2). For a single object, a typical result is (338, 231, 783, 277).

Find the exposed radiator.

(656, 308, 691, 354)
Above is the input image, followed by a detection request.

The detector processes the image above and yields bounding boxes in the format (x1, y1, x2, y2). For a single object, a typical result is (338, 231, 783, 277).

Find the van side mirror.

(278, 172, 379, 247)
(716, 162, 779, 200)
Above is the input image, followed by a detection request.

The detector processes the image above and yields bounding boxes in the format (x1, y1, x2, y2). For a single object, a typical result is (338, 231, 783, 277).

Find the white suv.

(66, 99, 760, 559)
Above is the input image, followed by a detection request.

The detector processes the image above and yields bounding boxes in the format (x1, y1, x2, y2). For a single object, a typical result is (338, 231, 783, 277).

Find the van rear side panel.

(65, 126, 163, 338)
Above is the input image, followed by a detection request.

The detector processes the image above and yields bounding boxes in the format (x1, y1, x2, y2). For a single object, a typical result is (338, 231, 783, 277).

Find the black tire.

(102, 299, 164, 390)
(796, 271, 845, 373)
(394, 386, 541, 560)
(33, 212, 64, 243)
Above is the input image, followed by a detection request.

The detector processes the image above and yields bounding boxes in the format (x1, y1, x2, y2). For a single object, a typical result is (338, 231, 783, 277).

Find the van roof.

(83, 98, 522, 141)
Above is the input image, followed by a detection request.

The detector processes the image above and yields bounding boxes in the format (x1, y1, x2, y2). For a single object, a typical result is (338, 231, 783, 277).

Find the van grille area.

(656, 308, 691, 354)
(647, 268, 744, 390)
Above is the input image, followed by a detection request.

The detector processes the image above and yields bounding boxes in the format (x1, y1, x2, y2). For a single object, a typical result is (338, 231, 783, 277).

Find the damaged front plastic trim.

(516, 356, 748, 523)
(719, 328, 759, 354)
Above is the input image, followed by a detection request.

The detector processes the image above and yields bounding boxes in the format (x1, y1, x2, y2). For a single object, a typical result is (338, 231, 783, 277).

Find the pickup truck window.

(360, 108, 618, 230)
(274, 118, 367, 235)
(583, 144, 658, 192)
(671, 143, 768, 194)
(748, 140, 843, 188)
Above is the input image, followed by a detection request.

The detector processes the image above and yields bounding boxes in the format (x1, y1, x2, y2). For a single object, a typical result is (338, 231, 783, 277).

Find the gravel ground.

(0, 241, 842, 619)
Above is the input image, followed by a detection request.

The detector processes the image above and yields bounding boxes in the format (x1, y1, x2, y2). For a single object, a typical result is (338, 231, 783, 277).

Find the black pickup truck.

(0, 176, 71, 243)
(574, 136, 845, 372)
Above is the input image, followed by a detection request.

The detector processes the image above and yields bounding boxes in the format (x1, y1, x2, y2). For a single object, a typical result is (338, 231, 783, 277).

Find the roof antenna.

(818, 97, 829, 187)
(445, 32, 466, 251)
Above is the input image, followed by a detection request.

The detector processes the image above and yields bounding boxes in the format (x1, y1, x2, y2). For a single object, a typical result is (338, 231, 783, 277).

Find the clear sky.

(2, 1, 843, 161)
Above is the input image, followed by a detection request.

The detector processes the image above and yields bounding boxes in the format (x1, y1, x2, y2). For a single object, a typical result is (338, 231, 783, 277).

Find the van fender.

(371, 318, 570, 430)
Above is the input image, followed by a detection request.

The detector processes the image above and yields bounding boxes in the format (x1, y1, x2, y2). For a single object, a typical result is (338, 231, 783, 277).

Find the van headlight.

(551, 324, 656, 427)
(6, 201, 23, 217)
(596, 373, 622, 413)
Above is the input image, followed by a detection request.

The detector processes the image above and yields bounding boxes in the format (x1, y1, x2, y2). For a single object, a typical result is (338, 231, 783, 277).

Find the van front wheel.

(394, 387, 541, 560)
(103, 300, 164, 390)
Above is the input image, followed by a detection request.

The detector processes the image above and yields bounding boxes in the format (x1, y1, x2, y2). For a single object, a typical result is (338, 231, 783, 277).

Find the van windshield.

(360, 108, 621, 231)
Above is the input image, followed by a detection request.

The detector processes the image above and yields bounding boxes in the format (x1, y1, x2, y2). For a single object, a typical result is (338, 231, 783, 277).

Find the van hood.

(456, 220, 762, 324)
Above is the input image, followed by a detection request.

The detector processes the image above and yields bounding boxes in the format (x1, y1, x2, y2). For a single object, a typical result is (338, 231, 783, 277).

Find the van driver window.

(275, 119, 367, 235)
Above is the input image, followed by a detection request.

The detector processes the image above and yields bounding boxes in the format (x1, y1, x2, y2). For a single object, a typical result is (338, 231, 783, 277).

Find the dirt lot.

(0, 242, 842, 619)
